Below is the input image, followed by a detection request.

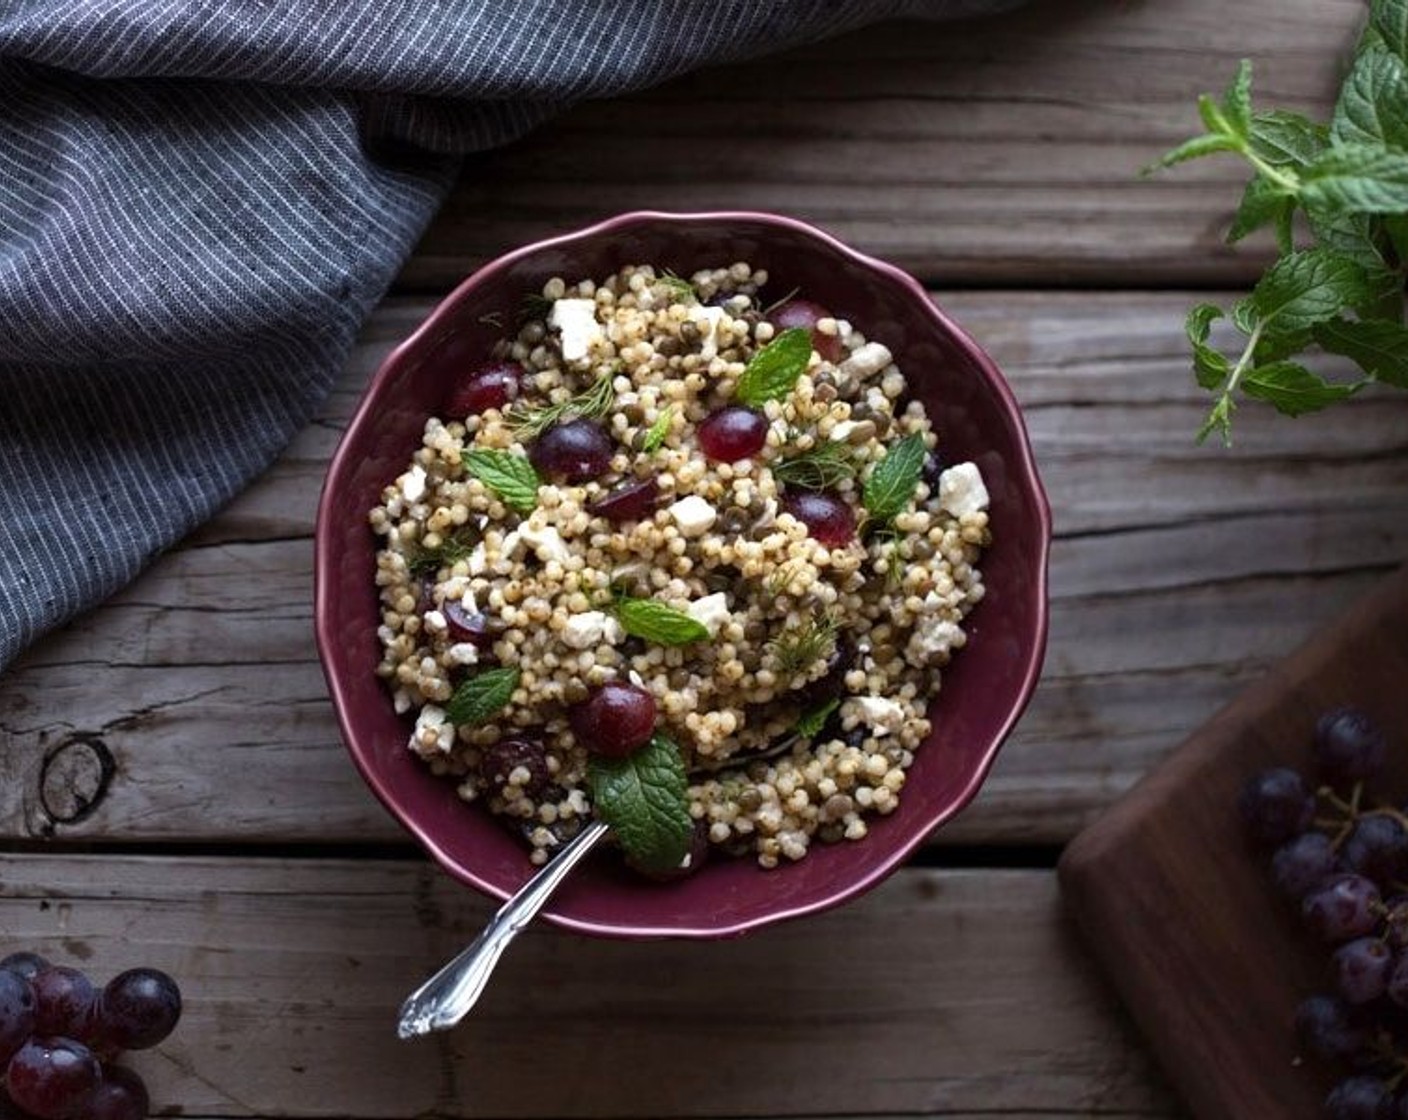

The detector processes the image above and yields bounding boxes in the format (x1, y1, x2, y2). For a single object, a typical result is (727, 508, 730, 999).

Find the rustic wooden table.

(3, 1, 1406, 1116)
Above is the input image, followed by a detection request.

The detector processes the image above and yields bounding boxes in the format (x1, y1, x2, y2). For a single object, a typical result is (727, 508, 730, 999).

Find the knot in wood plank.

(39, 738, 115, 826)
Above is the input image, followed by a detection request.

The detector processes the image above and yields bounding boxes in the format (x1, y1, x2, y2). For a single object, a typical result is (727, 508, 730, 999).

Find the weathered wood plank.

(399, 0, 1360, 290)
(0, 856, 1181, 1118)
(2, 294, 1405, 845)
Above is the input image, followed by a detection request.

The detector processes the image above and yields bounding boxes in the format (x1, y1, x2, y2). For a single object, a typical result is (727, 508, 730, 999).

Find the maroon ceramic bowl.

(315, 210, 1050, 939)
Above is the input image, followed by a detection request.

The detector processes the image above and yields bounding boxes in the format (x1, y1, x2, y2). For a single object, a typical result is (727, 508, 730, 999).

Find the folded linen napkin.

(0, 0, 1022, 672)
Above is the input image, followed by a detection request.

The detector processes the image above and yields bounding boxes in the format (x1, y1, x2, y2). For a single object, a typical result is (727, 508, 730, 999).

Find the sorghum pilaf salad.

(370, 262, 991, 874)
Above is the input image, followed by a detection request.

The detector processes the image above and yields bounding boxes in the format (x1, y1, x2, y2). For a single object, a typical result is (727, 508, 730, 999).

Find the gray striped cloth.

(0, 0, 1021, 672)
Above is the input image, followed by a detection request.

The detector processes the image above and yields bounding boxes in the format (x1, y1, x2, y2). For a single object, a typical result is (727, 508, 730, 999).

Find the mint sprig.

(735, 327, 812, 406)
(445, 666, 520, 726)
(587, 733, 693, 874)
(610, 595, 709, 646)
(861, 432, 927, 525)
(1148, 7, 1408, 444)
(461, 449, 541, 514)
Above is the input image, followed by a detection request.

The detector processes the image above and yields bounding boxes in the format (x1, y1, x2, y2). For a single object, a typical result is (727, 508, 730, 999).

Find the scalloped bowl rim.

(315, 209, 1051, 939)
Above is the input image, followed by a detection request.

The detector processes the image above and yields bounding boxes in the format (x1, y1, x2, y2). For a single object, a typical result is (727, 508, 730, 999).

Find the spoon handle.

(396, 818, 610, 1039)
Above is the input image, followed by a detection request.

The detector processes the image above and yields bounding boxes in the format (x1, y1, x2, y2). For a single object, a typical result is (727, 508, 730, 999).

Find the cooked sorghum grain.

(370, 263, 990, 870)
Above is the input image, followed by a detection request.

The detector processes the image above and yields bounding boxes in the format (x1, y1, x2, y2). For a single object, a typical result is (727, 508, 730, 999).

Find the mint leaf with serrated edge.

(1186, 304, 1231, 390)
(461, 449, 541, 515)
(1300, 145, 1408, 215)
(796, 698, 841, 740)
(1248, 248, 1374, 333)
(587, 733, 693, 874)
(445, 666, 520, 726)
(611, 595, 709, 646)
(735, 327, 812, 406)
(1228, 175, 1295, 245)
(1374, 0, 1408, 62)
(1332, 44, 1408, 152)
(1239, 361, 1363, 416)
(1313, 318, 1408, 387)
(862, 432, 927, 525)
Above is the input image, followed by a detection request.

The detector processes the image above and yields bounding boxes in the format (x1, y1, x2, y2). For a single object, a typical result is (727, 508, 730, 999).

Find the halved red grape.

(530, 419, 614, 483)
(478, 737, 551, 799)
(0, 970, 36, 1065)
(697, 407, 767, 463)
(89, 1065, 150, 1120)
(588, 478, 660, 523)
(444, 361, 523, 418)
(569, 682, 656, 758)
(443, 599, 493, 649)
(94, 970, 180, 1052)
(768, 299, 844, 363)
(6, 1037, 101, 1120)
(31, 968, 96, 1040)
(782, 490, 856, 547)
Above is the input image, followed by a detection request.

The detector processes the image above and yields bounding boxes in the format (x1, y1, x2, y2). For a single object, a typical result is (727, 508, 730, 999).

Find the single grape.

(529, 419, 615, 483)
(1334, 938, 1394, 1004)
(1316, 707, 1387, 785)
(588, 478, 660, 523)
(31, 968, 96, 1040)
(88, 1065, 149, 1120)
(442, 599, 493, 650)
(1341, 815, 1408, 885)
(5, 1037, 102, 1120)
(95, 970, 181, 1052)
(781, 490, 857, 547)
(477, 737, 551, 800)
(0, 970, 37, 1066)
(1303, 874, 1383, 943)
(767, 299, 845, 364)
(1237, 768, 1316, 846)
(444, 360, 523, 418)
(697, 406, 768, 463)
(1325, 1075, 1394, 1120)
(1297, 995, 1373, 1064)
(0, 953, 50, 982)
(1270, 831, 1337, 900)
(568, 681, 657, 758)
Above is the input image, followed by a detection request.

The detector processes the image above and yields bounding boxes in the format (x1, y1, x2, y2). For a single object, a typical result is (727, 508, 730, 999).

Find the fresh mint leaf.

(587, 733, 692, 874)
(1374, 0, 1408, 62)
(862, 432, 927, 525)
(795, 698, 841, 739)
(641, 407, 674, 453)
(461, 449, 541, 515)
(1313, 317, 1408, 387)
(611, 596, 709, 646)
(1386, 214, 1408, 265)
(1249, 111, 1327, 168)
(1301, 145, 1408, 215)
(1227, 175, 1295, 244)
(445, 666, 520, 726)
(1248, 248, 1374, 332)
(1186, 304, 1231, 390)
(735, 327, 812, 406)
(1197, 60, 1253, 140)
(1239, 360, 1363, 416)
(1332, 44, 1408, 152)
(1307, 209, 1391, 270)
(1145, 133, 1240, 174)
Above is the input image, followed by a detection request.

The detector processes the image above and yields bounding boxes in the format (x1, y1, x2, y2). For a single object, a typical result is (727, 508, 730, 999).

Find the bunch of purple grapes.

(0, 953, 180, 1120)
(1240, 706, 1408, 1119)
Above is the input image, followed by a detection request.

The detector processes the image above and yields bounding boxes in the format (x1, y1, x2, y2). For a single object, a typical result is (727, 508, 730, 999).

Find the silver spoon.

(396, 818, 609, 1039)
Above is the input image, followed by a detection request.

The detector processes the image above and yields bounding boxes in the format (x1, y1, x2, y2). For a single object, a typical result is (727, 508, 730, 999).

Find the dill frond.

(770, 440, 859, 491)
(505, 375, 616, 441)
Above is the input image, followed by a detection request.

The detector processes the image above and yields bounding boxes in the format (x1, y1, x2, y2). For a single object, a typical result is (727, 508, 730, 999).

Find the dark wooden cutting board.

(1059, 565, 1408, 1120)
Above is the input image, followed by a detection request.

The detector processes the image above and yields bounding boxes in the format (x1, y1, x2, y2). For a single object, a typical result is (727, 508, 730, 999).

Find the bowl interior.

(316, 212, 1049, 938)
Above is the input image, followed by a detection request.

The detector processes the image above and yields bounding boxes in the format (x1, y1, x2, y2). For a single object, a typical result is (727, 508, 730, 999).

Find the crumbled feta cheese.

(561, 610, 625, 650)
(685, 592, 730, 637)
(446, 642, 480, 666)
(513, 523, 571, 564)
(694, 305, 727, 361)
(467, 542, 488, 576)
(668, 495, 717, 537)
(850, 696, 906, 738)
(392, 688, 413, 715)
(829, 420, 858, 442)
(424, 609, 447, 634)
(401, 465, 427, 503)
(409, 705, 455, 756)
(838, 341, 892, 382)
(549, 298, 603, 362)
(937, 462, 990, 517)
(908, 618, 966, 663)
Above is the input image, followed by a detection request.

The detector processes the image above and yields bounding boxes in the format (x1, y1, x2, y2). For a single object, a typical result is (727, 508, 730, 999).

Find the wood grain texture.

(0, 856, 1180, 1119)
(398, 0, 1363, 291)
(2, 293, 1405, 847)
(1060, 567, 1408, 1120)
